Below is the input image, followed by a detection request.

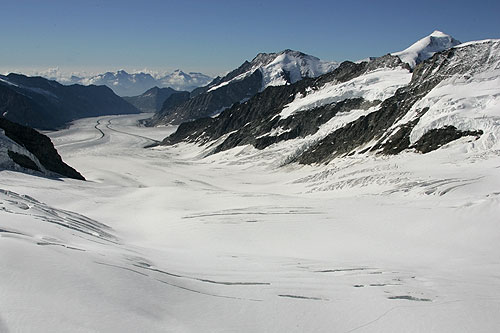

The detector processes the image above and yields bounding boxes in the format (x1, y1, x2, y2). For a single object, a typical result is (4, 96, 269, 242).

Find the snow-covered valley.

(1, 113, 500, 332)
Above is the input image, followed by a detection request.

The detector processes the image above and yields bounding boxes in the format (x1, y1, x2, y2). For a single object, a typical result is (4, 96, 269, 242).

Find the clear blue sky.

(1, 0, 499, 76)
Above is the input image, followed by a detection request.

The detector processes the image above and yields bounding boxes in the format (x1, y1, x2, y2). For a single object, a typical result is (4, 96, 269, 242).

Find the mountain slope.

(392, 30, 461, 68)
(0, 116, 84, 179)
(160, 38, 499, 166)
(123, 86, 184, 113)
(147, 50, 339, 125)
(0, 74, 139, 129)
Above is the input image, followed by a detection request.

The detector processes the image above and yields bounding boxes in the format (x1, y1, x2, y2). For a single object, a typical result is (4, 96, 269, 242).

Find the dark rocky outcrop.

(0, 73, 139, 129)
(7, 150, 40, 172)
(0, 84, 58, 130)
(412, 126, 483, 153)
(0, 116, 85, 180)
(148, 69, 263, 125)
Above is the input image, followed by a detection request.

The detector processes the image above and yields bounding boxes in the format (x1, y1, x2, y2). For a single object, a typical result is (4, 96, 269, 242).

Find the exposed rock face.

(7, 150, 40, 172)
(163, 55, 406, 149)
(147, 69, 263, 125)
(0, 83, 58, 130)
(0, 117, 85, 180)
(147, 49, 339, 126)
(160, 39, 498, 164)
(0, 74, 139, 129)
(124, 86, 182, 113)
(412, 126, 483, 154)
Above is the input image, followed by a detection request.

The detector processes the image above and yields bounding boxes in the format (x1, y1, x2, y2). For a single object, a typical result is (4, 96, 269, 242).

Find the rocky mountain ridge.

(147, 49, 339, 126)
(0, 74, 139, 129)
(160, 35, 499, 166)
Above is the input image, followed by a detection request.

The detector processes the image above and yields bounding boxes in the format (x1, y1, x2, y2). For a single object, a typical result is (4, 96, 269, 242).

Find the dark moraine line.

(278, 294, 327, 301)
(105, 118, 160, 143)
(94, 119, 105, 139)
(134, 265, 270, 286)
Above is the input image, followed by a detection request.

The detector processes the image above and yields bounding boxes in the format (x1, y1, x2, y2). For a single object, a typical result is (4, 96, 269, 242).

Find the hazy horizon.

(2, 0, 499, 79)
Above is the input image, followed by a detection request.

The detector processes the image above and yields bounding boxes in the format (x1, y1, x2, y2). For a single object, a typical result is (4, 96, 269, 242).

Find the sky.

(1, 0, 499, 77)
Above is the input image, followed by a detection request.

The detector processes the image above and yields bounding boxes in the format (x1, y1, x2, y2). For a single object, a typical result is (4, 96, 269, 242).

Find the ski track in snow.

(1, 113, 500, 332)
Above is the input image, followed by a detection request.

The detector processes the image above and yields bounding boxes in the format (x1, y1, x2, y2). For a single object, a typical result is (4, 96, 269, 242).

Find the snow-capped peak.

(429, 30, 450, 38)
(392, 30, 461, 68)
(259, 49, 339, 88)
(208, 49, 339, 92)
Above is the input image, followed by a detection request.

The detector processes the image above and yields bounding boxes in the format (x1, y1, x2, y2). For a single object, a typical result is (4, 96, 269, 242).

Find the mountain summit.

(147, 49, 338, 125)
(207, 49, 339, 93)
(392, 30, 461, 68)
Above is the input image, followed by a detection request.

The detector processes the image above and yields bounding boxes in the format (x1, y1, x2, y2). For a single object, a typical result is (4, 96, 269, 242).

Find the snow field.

(1, 114, 500, 332)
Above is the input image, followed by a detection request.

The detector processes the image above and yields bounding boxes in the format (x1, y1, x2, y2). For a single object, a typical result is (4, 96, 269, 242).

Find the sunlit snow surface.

(279, 67, 412, 119)
(208, 51, 338, 93)
(392, 30, 461, 68)
(1, 114, 500, 332)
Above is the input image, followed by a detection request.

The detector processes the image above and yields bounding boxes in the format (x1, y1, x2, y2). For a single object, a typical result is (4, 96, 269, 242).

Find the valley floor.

(1, 114, 500, 332)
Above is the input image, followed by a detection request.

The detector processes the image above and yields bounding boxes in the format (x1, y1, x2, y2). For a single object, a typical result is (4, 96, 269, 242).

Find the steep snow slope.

(409, 40, 500, 148)
(279, 66, 411, 119)
(1, 114, 500, 332)
(392, 30, 461, 68)
(381, 39, 500, 156)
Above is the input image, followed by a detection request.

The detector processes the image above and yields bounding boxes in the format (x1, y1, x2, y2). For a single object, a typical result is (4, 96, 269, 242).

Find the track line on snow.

(94, 119, 105, 139)
(183, 211, 323, 219)
(344, 299, 464, 332)
(104, 118, 160, 144)
(95, 262, 149, 276)
(94, 262, 264, 301)
(53, 118, 107, 148)
(134, 264, 271, 286)
(155, 278, 263, 301)
(278, 294, 328, 301)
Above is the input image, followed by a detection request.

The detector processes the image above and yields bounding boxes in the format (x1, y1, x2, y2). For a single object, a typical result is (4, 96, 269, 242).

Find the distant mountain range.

(0, 73, 139, 129)
(58, 70, 213, 96)
(147, 49, 339, 125)
(2, 30, 498, 179)
(160, 32, 499, 165)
